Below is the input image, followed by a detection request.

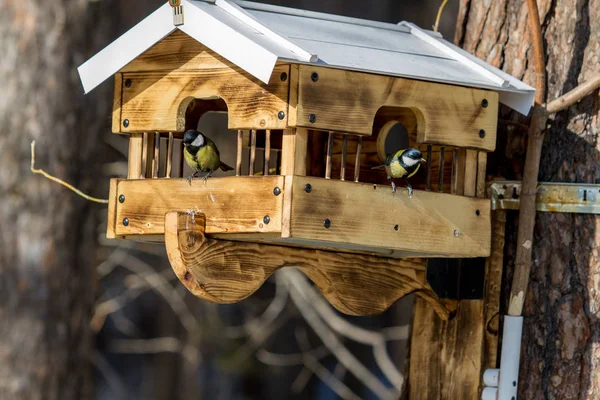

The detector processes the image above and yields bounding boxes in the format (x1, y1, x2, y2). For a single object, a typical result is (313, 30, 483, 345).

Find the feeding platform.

(78, 1, 535, 397)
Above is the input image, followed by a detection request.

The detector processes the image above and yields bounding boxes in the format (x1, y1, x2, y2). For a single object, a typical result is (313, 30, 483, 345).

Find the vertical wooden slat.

(152, 132, 160, 178)
(106, 179, 118, 239)
(141, 132, 150, 179)
(437, 146, 445, 193)
(340, 134, 348, 181)
(249, 129, 257, 176)
(112, 73, 123, 133)
(165, 132, 174, 178)
(476, 151, 488, 198)
(425, 144, 432, 191)
(127, 133, 143, 179)
(236, 130, 243, 176)
(179, 140, 185, 178)
(354, 136, 362, 183)
(325, 131, 334, 179)
(275, 151, 281, 175)
(452, 148, 466, 195)
(264, 130, 271, 176)
(464, 149, 478, 197)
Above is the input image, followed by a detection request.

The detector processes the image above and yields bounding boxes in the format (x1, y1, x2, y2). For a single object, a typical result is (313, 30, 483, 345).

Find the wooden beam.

(106, 179, 119, 239)
(113, 176, 284, 236)
(127, 133, 143, 179)
(288, 176, 491, 257)
(297, 65, 498, 151)
(164, 211, 451, 318)
(280, 128, 308, 176)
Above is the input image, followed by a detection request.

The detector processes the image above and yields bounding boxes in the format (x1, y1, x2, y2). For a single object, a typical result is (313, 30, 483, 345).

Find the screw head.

(309, 114, 316, 123)
(263, 215, 270, 224)
(278, 111, 285, 120)
(323, 219, 331, 229)
(118, 194, 125, 203)
(481, 98, 488, 108)
(123, 119, 130, 128)
(125, 79, 132, 88)
(454, 229, 460, 237)
(475, 209, 481, 216)
(304, 183, 312, 193)
(273, 187, 281, 196)
(394, 224, 399, 231)
(311, 72, 319, 82)
(123, 218, 129, 226)
(479, 129, 485, 138)
(280, 72, 288, 81)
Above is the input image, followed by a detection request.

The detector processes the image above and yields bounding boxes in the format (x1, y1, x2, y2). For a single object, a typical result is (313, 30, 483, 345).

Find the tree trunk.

(0, 1, 133, 398)
(456, 0, 599, 398)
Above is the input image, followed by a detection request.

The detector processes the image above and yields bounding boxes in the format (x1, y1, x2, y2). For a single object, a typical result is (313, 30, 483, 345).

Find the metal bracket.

(489, 180, 600, 214)
(169, 0, 184, 26)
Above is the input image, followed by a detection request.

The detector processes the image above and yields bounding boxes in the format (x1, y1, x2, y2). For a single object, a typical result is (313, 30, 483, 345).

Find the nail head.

(304, 183, 312, 193)
(323, 219, 331, 229)
(123, 119, 130, 128)
(280, 72, 288, 81)
(278, 111, 285, 120)
(125, 79, 132, 88)
(123, 218, 129, 226)
(263, 215, 270, 224)
(311, 72, 319, 82)
(309, 114, 316, 123)
(118, 194, 125, 203)
(479, 129, 485, 138)
(394, 225, 399, 231)
(481, 98, 488, 108)
(273, 187, 281, 196)
(454, 229, 460, 237)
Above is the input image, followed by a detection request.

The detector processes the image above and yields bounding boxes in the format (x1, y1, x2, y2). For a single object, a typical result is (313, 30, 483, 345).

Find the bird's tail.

(371, 164, 386, 170)
(220, 162, 234, 172)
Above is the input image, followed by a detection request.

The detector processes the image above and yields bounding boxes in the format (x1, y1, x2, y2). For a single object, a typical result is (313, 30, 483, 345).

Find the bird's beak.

(420, 158, 427, 164)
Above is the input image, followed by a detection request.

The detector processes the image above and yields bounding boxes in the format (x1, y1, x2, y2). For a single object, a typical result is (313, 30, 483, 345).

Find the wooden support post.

(127, 133, 143, 179)
(354, 136, 362, 183)
(426, 144, 432, 191)
(264, 129, 271, 176)
(249, 130, 257, 176)
(464, 149, 478, 197)
(236, 129, 243, 176)
(141, 132, 154, 179)
(438, 146, 445, 193)
(325, 131, 334, 179)
(281, 128, 308, 176)
(152, 132, 160, 178)
(340, 134, 348, 181)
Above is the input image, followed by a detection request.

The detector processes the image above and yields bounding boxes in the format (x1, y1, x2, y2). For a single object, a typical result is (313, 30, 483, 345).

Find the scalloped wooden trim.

(164, 211, 450, 318)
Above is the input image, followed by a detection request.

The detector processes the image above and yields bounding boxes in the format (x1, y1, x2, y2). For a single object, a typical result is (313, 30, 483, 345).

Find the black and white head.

(401, 148, 427, 167)
(183, 130, 205, 149)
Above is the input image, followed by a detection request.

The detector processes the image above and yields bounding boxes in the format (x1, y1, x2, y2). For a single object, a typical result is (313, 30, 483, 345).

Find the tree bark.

(0, 1, 141, 398)
(456, 0, 600, 398)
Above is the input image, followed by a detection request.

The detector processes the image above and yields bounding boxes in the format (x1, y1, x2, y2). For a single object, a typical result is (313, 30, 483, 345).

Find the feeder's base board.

(165, 211, 451, 318)
(107, 176, 491, 258)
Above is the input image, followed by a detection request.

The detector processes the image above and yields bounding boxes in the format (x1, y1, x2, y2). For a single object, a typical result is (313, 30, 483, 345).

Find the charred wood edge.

(163, 211, 451, 318)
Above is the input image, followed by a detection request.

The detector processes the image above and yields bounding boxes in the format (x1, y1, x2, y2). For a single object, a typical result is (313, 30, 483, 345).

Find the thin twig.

(256, 345, 330, 367)
(295, 328, 362, 400)
(30, 141, 109, 204)
(546, 75, 600, 114)
(526, 0, 546, 103)
(433, 0, 449, 32)
(282, 270, 397, 400)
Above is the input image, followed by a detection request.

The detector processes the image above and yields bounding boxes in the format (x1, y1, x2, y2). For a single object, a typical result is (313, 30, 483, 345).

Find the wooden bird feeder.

(79, 1, 535, 396)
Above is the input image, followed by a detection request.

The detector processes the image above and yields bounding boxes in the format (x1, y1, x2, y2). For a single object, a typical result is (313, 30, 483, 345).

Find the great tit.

(182, 130, 234, 184)
(372, 148, 427, 197)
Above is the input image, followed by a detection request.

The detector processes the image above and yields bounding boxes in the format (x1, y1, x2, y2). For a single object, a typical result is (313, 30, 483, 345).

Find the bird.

(182, 129, 234, 185)
(371, 148, 427, 197)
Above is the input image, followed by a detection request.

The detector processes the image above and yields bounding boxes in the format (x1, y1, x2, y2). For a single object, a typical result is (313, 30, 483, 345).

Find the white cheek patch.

(402, 156, 419, 167)
(191, 135, 204, 147)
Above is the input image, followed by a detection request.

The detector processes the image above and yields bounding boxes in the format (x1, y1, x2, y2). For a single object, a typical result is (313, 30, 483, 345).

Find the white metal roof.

(78, 0, 535, 115)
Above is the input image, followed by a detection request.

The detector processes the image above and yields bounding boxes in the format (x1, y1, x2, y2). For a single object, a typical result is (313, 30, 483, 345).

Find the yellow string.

(30, 140, 109, 204)
(433, 0, 449, 32)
